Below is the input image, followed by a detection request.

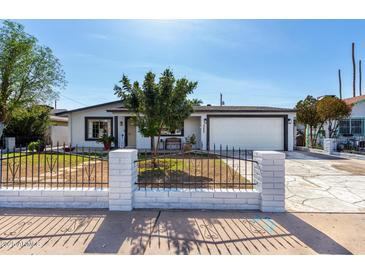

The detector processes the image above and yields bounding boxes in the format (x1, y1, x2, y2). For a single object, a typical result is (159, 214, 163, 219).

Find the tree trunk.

(352, 42, 356, 97)
(150, 136, 157, 167)
(309, 126, 313, 147)
(0, 122, 4, 140)
(151, 127, 163, 168)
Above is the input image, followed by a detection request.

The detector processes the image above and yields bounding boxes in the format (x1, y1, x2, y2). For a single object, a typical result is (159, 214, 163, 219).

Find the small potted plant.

(97, 134, 116, 151)
(184, 134, 197, 152)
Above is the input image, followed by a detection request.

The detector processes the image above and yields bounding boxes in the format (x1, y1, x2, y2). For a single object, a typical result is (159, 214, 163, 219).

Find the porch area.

(114, 114, 205, 150)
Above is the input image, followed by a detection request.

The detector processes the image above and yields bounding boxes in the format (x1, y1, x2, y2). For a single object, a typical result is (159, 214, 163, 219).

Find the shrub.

(27, 140, 45, 152)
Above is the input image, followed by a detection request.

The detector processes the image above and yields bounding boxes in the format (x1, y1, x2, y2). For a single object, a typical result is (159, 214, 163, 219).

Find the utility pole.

(360, 60, 363, 96)
(352, 42, 356, 97)
(54, 100, 57, 109)
(338, 69, 342, 99)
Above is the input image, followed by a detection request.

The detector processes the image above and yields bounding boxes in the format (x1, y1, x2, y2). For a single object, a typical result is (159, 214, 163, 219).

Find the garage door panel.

(209, 117, 284, 150)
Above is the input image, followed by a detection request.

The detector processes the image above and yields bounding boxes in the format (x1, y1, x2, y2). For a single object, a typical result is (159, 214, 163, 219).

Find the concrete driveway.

(285, 151, 365, 212)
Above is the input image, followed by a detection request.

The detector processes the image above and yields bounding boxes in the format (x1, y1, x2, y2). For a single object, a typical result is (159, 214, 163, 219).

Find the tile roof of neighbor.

(107, 105, 296, 113)
(343, 95, 365, 105)
(55, 100, 296, 115)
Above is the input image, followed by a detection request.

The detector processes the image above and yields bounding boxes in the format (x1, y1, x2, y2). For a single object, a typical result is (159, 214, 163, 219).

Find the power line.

(59, 94, 88, 107)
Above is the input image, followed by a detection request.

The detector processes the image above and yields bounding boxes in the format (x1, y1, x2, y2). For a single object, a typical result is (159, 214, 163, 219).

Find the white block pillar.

(108, 149, 138, 211)
(323, 138, 337, 155)
(253, 151, 286, 213)
(5, 137, 16, 150)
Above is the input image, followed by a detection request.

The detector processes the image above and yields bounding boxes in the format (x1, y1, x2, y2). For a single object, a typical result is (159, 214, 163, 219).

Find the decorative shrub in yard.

(27, 140, 45, 152)
(97, 134, 116, 151)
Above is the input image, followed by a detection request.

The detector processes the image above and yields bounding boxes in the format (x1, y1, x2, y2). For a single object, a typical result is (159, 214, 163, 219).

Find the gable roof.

(343, 95, 365, 105)
(106, 105, 296, 113)
(55, 100, 123, 115)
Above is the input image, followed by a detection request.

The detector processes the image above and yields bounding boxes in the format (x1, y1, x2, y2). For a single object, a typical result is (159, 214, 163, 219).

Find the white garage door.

(209, 117, 284, 150)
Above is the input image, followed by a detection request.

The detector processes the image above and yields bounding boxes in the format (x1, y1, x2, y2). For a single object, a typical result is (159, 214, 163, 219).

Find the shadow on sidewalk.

(84, 210, 354, 255)
(0, 208, 356, 255)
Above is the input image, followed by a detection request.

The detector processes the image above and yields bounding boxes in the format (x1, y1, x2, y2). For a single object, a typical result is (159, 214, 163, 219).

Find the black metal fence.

(136, 146, 256, 190)
(0, 143, 109, 189)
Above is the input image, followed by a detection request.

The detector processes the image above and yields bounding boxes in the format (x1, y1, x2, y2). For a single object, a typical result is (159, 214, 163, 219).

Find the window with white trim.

(351, 119, 363, 135)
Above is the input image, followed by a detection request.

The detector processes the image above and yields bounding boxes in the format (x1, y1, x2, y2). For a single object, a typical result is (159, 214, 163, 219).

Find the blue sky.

(12, 20, 365, 110)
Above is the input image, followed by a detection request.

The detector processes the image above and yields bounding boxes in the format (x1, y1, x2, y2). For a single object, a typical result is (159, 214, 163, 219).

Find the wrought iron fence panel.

(0, 143, 109, 189)
(136, 146, 256, 190)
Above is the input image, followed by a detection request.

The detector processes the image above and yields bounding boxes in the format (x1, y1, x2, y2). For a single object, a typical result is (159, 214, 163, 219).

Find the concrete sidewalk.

(0, 208, 364, 255)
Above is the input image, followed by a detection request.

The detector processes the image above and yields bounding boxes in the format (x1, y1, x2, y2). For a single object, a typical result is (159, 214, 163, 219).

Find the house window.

(339, 118, 364, 136)
(351, 119, 363, 135)
(160, 128, 184, 136)
(85, 117, 113, 140)
(339, 120, 350, 135)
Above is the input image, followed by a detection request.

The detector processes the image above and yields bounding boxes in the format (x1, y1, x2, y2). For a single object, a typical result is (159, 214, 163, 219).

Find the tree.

(295, 95, 322, 147)
(114, 69, 198, 162)
(191, 98, 203, 106)
(0, 20, 66, 138)
(316, 96, 352, 138)
(4, 105, 51, 146)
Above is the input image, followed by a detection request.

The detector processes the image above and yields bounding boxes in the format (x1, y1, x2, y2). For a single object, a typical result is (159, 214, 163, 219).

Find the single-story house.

(46, 109, 69, 145)
(56, 100, 296, 151)
(338, 95, 365, 137)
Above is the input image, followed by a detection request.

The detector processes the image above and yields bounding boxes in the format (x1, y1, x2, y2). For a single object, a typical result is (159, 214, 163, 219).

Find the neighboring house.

(338, 95, 365, 138)
(56, 100, 296, 151)
(46, 109, 69, 145)
(301, 94, 365, 147)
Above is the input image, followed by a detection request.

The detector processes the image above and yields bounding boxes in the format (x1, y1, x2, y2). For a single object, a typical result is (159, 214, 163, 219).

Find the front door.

(126, 117, 136, 148)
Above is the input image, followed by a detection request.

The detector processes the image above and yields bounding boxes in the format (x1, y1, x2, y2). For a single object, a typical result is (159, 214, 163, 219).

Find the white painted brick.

(97, 197, 108, 202)
(261, 206, 285, 213)
(168, 191, 191, 198)
(261, 188, 285, 195)
(262, 194, 274, 201)
(155, 197, 180, 203)
(235, 191, 260, 199)
(145, 191, 169, 198)
(108, 157, 120, 164)
(213, 192, 236, 199)
(62, 191, 87, 196)
(260, 165, 284, 172)
(0, 191, 19, 196)
(202, 198, 225, 203)
(224, 198, 247, 204)
(191, 192, 214, 198)
(248, 198, 260, 204)
(274, 195, 285, 201)
(18, 191, 42, 197)
(273, 159, 285, 166)
(273, 170, 285, 177)
(108, 193, 121, 199)
(134, 191, 146, 198)
(261, 200, 285, 207)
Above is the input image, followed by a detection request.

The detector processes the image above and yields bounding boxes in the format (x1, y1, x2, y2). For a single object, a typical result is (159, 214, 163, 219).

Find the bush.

(27, 140, 45, 152)
(4, 105, 51, 145)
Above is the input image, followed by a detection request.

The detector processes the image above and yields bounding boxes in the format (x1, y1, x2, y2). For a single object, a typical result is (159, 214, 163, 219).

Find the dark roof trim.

(107, 106, 296, 113)
(55, 100, 123, 116)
